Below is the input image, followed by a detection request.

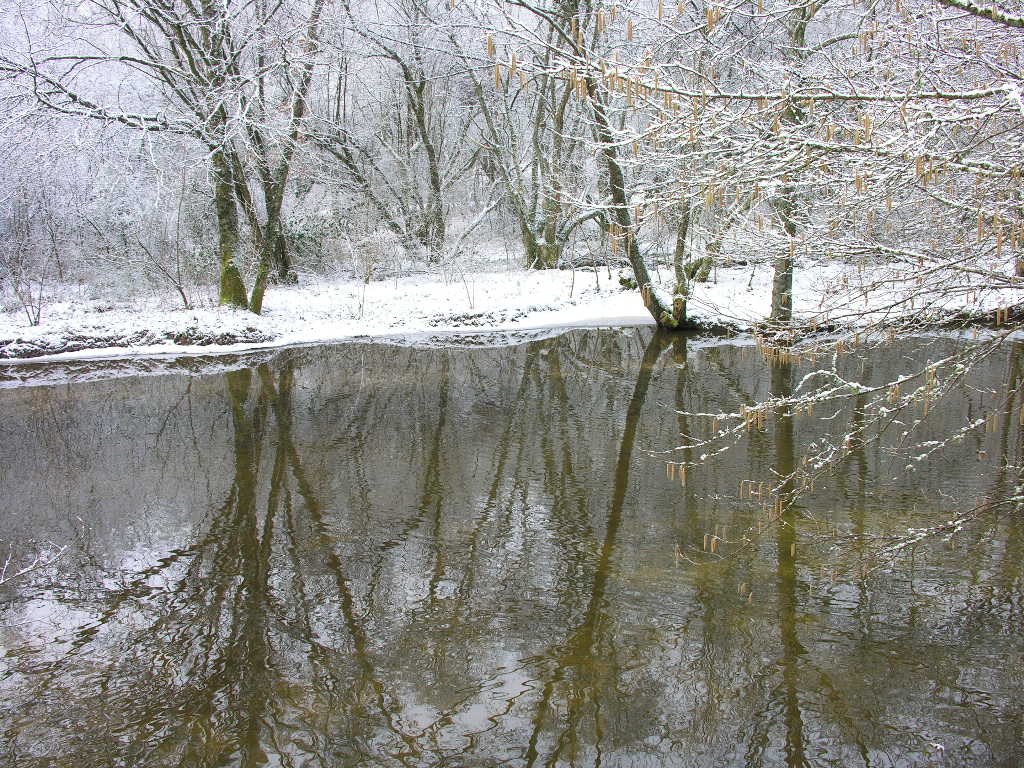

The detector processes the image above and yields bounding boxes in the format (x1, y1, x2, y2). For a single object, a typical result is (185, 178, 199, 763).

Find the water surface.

(0, 329, 1021, 767)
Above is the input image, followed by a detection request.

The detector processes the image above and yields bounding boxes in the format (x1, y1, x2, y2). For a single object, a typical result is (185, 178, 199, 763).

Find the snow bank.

(0, 268, 650, 364)
(1, 259, 1020, 369)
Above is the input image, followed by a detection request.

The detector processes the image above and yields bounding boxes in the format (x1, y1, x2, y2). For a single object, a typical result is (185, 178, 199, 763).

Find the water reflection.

(769, 355, 807, 768)
(0, 329, 1022, 767)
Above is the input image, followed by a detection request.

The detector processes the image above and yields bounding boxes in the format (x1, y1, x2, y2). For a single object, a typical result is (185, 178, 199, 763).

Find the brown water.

(0, 329, 1022, 767)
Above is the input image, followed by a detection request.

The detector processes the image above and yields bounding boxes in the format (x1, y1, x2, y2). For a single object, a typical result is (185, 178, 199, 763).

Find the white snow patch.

(0, 268, 652, 364)
(1, 258, 1020, 371)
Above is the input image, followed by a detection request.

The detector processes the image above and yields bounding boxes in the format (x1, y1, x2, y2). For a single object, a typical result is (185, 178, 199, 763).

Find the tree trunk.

(768, 7, 811, 325)
(273, 230, 291, 282)
(771, 256, 794, 322)
(532, 79, 573, 270)
(537, 231, 561, 269)
(248, 0, 327, 312)
(771, 190, 797, 323)
(406, 76, 445, 258)
(213, 148, 249, 309)
(673, 200, 691, 319)
(247, 214, 276, 315)
(585, 78, 688, 329)
(246, 192, 287, 310)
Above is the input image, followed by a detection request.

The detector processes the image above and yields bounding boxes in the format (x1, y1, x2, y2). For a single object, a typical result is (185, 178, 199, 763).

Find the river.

(0, 328, 1021, 767)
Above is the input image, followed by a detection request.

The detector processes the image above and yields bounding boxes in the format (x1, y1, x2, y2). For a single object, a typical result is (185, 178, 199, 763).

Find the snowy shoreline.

(0, 267, 666, 365)
(1, 261, 1019, 371)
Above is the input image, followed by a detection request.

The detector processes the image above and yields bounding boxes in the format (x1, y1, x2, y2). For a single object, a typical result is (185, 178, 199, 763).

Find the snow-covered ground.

(0, 267, 649, 362)
(0, 258, 1019, 365)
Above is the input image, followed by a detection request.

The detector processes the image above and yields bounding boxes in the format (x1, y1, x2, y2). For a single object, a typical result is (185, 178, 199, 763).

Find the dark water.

(0, 329, 1022, 767)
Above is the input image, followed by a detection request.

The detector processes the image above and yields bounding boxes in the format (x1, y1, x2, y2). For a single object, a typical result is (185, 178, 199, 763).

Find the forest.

(0, 0, 1020, 338)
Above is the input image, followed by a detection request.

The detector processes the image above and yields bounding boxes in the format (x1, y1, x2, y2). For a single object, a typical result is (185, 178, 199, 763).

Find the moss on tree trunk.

(213, 149, 250, 309)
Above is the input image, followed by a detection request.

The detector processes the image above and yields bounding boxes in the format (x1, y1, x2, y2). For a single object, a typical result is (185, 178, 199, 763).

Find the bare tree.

(0, 0, 330, 312)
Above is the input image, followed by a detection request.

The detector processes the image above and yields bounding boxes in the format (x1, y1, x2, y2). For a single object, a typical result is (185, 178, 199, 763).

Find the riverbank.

(1, 259, 1020, 363)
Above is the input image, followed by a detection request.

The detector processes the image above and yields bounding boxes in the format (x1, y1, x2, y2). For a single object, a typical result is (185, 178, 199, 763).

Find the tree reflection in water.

(0, 329, 1022, 767)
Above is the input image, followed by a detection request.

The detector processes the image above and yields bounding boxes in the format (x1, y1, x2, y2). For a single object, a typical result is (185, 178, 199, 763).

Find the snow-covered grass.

(0, 267, 648, 362)
(1, 257, 1020, 364)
